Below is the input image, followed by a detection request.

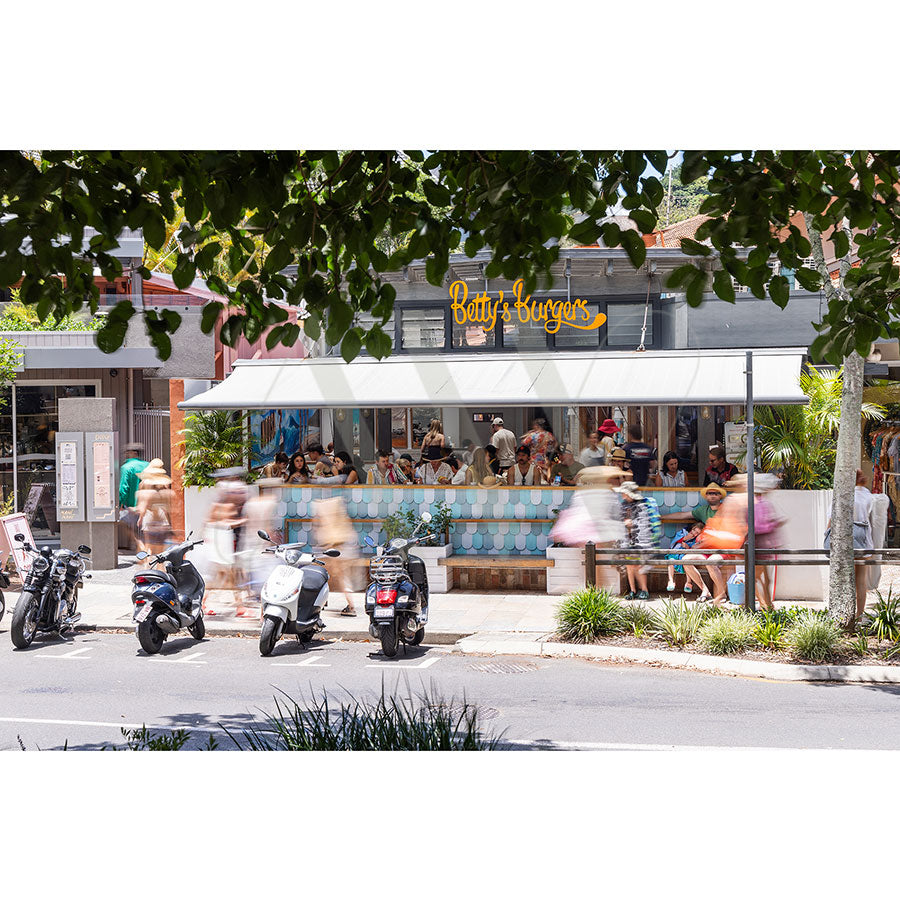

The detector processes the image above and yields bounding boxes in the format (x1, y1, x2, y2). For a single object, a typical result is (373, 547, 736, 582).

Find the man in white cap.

(490, 417, 516, 472)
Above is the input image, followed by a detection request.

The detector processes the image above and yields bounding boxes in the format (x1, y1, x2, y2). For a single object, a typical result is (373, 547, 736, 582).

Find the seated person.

(416, 456, 454, 485)
(549, 445, 584, 486)
(367, 449, 407, 484)
(507, 445, 545, 486)
(306, 443, 333, 478)
(447, 454, 469, 485)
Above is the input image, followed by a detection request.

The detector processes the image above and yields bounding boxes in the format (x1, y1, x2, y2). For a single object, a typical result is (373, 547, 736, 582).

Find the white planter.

(415, 544, 454, 593)
(546, 547, 585, 595)
(184, 485, 221, 538)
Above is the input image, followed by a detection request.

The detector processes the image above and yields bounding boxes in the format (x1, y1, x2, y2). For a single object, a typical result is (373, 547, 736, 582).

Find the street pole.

(745, 350, 756, 612)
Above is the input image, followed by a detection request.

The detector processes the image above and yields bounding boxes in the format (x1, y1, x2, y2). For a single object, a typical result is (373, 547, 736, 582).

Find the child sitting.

(665, 521, 708, 596)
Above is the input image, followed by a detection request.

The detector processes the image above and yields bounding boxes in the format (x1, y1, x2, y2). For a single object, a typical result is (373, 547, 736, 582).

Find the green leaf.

(172, 255, 197, 290)
(303, 313, 321, 341)
(667, 264, 699, 290)
(200, 301, 223, 334)
(264, 240, 292, 274)
(831, 228, 850, 260)
(143, 210, 166, 250)
(795, 266, 822, 292)
(619, 229, 646, 268)
(646, 151, 668, 175)
(768, 274, 790, 309)
(679, 238, 711, 257)
(265, 324, 285, 350)
(341, 328, 362, 362)
(184, 190, 204, 225)
(712, 269, 736, 303)
(96, 319, 129, 354)
(628, 209, 657, 234)
(568, 219, 603, 245)
(423, 180, 451, 207)
(681, 152, 708, 184)
(425, 256, 445, 287)
(685, 269, 707, 306)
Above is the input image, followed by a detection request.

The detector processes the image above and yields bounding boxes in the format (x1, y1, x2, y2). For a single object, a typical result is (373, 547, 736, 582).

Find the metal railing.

(133, 407, 171, 470)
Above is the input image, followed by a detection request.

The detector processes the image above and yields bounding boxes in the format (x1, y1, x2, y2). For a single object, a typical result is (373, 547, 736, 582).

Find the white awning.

(179, 348, 808, 410)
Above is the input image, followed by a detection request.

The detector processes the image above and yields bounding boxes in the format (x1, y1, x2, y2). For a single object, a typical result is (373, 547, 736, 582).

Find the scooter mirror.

(421, 511, 433, 523)
(257, 529, 270, 542)
(135, 551, 149, 560)
(364, 535, 376, 547)
(78, 545, 91, 555)
(324, 548, 341, 557)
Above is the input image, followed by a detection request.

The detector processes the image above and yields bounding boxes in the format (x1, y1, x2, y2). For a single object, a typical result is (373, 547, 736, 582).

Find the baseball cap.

(492, 417, 504, 425)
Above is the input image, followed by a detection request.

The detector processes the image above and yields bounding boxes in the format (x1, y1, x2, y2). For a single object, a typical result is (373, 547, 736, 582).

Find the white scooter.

(256, 530, 340, 656)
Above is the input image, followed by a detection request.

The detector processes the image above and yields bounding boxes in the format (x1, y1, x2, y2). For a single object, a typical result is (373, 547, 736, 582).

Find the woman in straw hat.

(135, 459, 174, 555)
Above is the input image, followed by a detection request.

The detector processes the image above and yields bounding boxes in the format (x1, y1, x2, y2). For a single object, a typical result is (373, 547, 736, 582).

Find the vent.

(468, 661, 539, 674)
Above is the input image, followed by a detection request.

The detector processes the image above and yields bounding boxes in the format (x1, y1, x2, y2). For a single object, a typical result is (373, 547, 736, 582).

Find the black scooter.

(131, 536, 206, 655)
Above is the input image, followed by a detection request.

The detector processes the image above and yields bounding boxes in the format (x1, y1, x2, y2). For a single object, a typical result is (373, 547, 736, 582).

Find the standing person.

(119, 442, 148, 550)
(826, 468, 873, 622)
(614, 481, 661, 601)
(580, 431, 606, 468)
(420, 419, 447, 462)
(134, 459, 174, 555)
(261, 452, 289, 479)
(704, 445, 738, 487)
(507, 445, 545, 486)
(285, 452, 311, 484)
(367, 449, 407, 484)
(549, 445, 584, 486)
(313, 497, 358, 616)
(597, 419, 620, 461)
(238, 477, 283, 612)
(656, 450, 686, 487)
(519, 417, 555, 467)
(623, 424, 657, 487)
(491, 417, 517, 472)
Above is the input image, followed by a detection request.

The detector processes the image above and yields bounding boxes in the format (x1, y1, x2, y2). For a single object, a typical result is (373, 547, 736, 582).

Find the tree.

(661, 163, 710, 226)
(179, 410, 253, 487)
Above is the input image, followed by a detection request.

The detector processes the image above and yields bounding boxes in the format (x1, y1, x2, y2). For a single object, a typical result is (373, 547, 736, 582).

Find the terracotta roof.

(648, 214, 712, 248)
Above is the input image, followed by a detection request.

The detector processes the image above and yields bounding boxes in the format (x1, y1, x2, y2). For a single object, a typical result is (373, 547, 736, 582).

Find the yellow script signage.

(449, 279, 606, 335)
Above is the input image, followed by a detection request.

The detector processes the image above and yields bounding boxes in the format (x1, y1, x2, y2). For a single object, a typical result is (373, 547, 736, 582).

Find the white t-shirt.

(492, 428, 517, 466)
(451, 464, 469, 485)
(417, 462, 453, 484)
(580, 446, 605, 468)
(828, 485, 874, 525)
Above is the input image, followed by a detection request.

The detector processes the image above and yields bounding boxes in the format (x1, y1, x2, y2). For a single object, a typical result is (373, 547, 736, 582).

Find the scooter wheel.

(259, 615, 280, 656)
(188, 614, 205, 641)
(380, 622, 399, 658)
(137, 619, 164, 655)
(410, 626, 425, 646)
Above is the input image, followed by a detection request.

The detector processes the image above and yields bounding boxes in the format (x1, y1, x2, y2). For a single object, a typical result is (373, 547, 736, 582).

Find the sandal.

(204, 607, 217, 616)
(340, 606, 357, 617)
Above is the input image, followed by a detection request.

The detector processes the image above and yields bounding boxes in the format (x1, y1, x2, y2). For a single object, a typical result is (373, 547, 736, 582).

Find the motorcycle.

(10, 534, 91, 649)
(0, 567, 9, 624)
(131, 535, 206, 655)
(256, 530, 341, 656)
(364, 510, 435, 658)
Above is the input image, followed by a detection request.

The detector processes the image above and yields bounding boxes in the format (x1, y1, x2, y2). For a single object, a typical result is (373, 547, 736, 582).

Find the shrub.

(785, 613, 846, 663)
(226, 689, 502, 751)
(651, 598, 706, 648)
(555, 586, 625, 642)
(382, 501, 452, 547)
(621, 603, 655, 638)
(754, 610, 788, 651)
(867, 589, 900, 643)
(697, 610, 757, 655)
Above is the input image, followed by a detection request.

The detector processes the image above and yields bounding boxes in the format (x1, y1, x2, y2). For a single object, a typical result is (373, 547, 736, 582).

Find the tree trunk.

(828, 350, 864, 626)
(804, 213, 862, 626)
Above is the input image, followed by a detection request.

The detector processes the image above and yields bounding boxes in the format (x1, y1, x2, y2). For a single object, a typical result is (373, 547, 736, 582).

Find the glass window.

(554, 303, 603, 348)
(452, 318, 496, 349)
(391, 408, 408, 449)
(411, 407, 442, 449)
(503, 315, 548, 350)
(401, 308, 445, 350)
(674, 406, 698, 473)
(607, 302, 652, 347)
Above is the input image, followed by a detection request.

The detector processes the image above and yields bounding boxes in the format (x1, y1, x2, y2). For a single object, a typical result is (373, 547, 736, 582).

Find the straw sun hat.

(138, 458, 171, 487)
(700, 483, 727, 499)
(575, 465, 626, 488)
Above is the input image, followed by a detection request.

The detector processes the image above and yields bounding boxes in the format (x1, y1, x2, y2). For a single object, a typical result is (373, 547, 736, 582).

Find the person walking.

(134, 459, 173, 555)
(614, 480, 661, 601)
(825, 468, 873, 622)
(119, 442, 148, 550)
(490, 417, 517, 472)
(580, 430, 606, 468)
(313, 497, 358, 616)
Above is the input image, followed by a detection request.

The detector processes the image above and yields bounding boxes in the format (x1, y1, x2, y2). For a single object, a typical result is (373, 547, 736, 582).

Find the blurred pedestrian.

(134, 459, 173, 555)
(119, 442, 148, 551)
(580, 431, 605, 468)
(237, 477, 283, 615)
(202, 468, 249, 616)
(313, 497, 358, 616)
(613, 481, 661, 601)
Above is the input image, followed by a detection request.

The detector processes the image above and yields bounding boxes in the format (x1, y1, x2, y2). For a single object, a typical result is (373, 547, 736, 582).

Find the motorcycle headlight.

(283, 549, 302, 566)
(31, 556, 49, 574)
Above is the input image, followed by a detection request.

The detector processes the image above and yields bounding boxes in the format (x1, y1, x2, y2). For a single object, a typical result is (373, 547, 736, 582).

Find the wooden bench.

(438, 556, 554, 569)
(438, 555, 553, 591)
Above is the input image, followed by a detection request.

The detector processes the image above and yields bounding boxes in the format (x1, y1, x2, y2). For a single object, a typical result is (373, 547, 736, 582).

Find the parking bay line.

(366, 656, 440, 670)
(149, 651, 208, 664)
(272, 655, 331, 668)
(34, 647, 93, 660)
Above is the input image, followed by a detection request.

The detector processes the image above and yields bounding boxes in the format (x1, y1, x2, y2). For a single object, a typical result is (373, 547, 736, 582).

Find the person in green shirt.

(549, 446, 584, 486)
(119, 444, 149, 508)
(692, 483, 727, 523)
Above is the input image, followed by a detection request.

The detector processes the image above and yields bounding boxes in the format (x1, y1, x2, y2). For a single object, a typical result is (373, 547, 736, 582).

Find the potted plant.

(382, 501, 454, 592)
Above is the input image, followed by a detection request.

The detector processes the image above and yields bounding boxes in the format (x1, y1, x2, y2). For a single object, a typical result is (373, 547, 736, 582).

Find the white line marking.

(272, 655, 331, 667)
(0, 717, 143, 729)
(149, 651, 207, 664)
(34, 646, 92, 660)
(366, 656, 440, 670)
(502, 739, 810, 751)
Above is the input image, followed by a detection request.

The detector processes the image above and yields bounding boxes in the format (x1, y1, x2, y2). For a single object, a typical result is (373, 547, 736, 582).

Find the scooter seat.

(300, 565, 328, 596)
(135, 568, 176, 586)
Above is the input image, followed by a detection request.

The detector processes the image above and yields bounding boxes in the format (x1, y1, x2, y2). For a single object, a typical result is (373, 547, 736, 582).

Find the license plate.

(134, 604, 153, 623)
(374, 607, 395, 619)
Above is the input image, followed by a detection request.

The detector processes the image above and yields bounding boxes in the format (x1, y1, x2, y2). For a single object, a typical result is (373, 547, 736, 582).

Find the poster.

(59, 440, 78, 507)
(0, 513, 36, 574)
(93, 440, 112, 508)
(724, 421, 748, 470)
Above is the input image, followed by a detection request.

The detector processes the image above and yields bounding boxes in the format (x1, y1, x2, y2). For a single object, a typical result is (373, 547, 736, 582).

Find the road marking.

(149, 651, 208, 664)
(501, 739, 809, 751)
(34, 646, 92, 660)
(366, 656, 440, 670)
(272, 655, 331, 667)
(0, 716, 143, 729)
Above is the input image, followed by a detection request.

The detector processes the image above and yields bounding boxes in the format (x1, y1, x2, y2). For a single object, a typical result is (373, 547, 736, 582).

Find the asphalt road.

(1, 628, 899, 750)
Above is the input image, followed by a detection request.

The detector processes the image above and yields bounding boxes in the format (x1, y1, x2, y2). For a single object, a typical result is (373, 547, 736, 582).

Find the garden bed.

(552, 586, 900, 668)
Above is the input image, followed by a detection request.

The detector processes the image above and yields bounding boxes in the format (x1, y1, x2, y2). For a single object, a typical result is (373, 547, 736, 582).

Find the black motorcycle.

(10, 534, 91, 649)
(364, 512, 434, 658)
(131, 536, 206, 655)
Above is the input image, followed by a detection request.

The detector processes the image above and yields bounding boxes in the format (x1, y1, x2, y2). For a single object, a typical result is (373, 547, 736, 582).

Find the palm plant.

(754, 367, 884, 489)
(179, 409, 252, 487)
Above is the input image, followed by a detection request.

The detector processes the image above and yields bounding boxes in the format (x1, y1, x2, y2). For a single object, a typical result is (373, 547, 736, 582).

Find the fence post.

(585, 541, 596, 587)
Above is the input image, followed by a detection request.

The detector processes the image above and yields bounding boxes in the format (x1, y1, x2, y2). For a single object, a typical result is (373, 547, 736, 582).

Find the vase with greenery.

(754, 367, 884, 489)
(179, 410, 253, 487)
(382, 501, 452, 547)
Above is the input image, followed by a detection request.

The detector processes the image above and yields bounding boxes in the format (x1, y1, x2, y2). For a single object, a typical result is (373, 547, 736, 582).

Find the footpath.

(5, 554, 898, 683)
